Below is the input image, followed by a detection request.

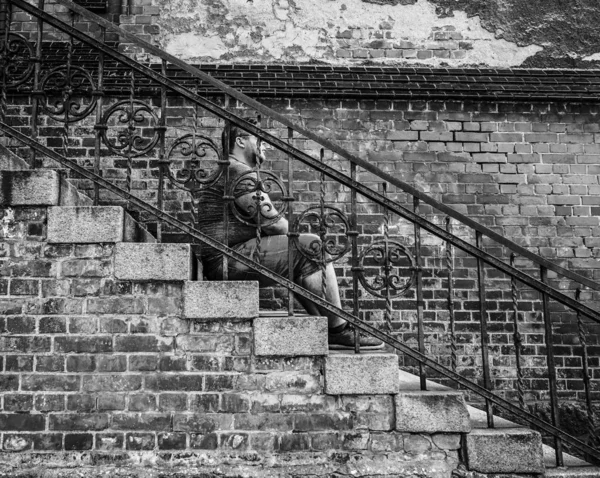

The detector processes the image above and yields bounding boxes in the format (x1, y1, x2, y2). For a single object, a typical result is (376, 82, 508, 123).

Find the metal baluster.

(252, 117, 263, 264)
(93, 25, 105, 205)
(413, 197, 426, 390)
(60, 11, 74, 161)
(318, 148, 327, 300)
(286, 127, 295, 316)
(0, 0, 11, 125)
(125, 68, 135, 198)
(540, 265, 563, 466)
(156, 59, 167, 242)
(221, 95, 231, 280)
(445, 217, 457, 374)
(383, 184, 392, 334)
(30, 0, 44, 168)
(476, 231, 494, 428)
(510, 253, 526, 410)
(576, 288, 597, 448)
(350, 161, 360, 354)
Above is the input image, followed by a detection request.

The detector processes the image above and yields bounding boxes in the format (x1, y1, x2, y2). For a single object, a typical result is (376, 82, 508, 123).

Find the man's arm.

(234, 188, 289, 235)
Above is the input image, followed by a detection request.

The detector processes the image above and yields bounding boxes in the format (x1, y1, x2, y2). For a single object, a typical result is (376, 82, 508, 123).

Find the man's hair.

(222, 117, 258, 154)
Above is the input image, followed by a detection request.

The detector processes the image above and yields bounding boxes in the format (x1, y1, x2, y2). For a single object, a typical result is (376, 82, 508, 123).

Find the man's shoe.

(328, 325, 385, 350)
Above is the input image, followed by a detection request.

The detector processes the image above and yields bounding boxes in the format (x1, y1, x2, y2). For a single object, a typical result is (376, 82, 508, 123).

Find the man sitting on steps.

(197, 119, 383, 350)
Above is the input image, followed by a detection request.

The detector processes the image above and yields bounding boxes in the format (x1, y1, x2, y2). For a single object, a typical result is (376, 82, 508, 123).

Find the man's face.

(239, 134, 266, 166)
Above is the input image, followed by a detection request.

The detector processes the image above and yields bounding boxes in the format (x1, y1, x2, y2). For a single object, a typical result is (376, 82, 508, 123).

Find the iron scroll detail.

(357, 240, 416, 298)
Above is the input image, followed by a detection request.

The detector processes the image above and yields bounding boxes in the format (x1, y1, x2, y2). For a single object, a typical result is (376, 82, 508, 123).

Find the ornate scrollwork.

(0, 33, 35, 88)
(292, 206, 351, 265)
(99, 100, 160, 157)
(165, 134, 224, 191)
(229, 169, 287, 228)
(358, 241, 416, 298)
(39, 66, 97, 122)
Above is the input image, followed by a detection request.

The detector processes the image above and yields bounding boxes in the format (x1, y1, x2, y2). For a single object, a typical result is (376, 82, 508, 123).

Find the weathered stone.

(114, 243, 191, 281)
(0, 170, 59, 206)
(183, 281, 259, 320)
(324, 353, 399, 395)
(395, 391, 471, 433)
(465, 428, 544, 473)
(47, 207, 125, 243)
(253, 316, 328, 356)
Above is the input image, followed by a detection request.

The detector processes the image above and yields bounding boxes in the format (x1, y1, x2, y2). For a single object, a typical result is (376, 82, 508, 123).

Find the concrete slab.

(325, 353, 399, 395)
(47, 206, 125, 243)
(0, 170, 60, 206)
(395, 391, 471, 433)
(254, 316, 328, 356)
(465, 428, 544, 474)
(183, 281, 259, 320)
(115, 243, 192, 281)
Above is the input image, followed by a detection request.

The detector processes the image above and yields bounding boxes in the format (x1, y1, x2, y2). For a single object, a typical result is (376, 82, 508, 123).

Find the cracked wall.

(153, 0, 546, 66)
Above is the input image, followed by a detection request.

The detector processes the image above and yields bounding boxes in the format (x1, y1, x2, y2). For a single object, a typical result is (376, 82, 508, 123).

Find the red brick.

(64, 433, 93, 450)
(6, 355, 33, 371)
(112, 413, 171, 431)
(3, 394, 34, 412)
(129, 394, 157, 412)
(82, 375, 142, 392)
(50, 413, 109, 431)
(126, 433, 156, 450)
(0, 413, 45, 431)
(22, 375, 79, 391)
(55, 337, 112, 353)
(129, 355, 159, 371)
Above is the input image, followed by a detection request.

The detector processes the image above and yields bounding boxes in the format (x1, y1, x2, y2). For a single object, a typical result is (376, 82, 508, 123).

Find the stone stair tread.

(0, 144, 30, 170)
(543, 446, 592, 468)
(545, 466, 600, 477)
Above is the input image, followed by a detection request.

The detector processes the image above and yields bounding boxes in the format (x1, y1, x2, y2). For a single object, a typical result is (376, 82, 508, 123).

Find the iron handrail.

(9, 0, 600, 325)
(1, 119, 598, 463)
(36, 0, 600, 293)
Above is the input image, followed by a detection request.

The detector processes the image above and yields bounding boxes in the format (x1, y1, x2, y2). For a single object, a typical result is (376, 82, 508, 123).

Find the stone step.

(253, 315, 328, 356)
(47, 206, 155, 244)
(114, 243, 192, 281)
(545, 466, 600, 477)
(0, 170, 60, 206)
(465, 428, 544, 474)
(324, 353, 400, 395)
(183, 281, 259, 320)
(0, 143, 30, 170)
(395, 391, 471, 433)
(0, 169, 94, 207)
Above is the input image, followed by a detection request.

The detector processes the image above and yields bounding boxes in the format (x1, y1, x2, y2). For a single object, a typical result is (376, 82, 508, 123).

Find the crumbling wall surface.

(152, 0, 543, 66)
(429, 0, 600, 68)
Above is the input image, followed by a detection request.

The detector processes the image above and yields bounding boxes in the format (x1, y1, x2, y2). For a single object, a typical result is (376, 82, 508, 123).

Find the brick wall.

(4, 92, 600, 441)
(0, 205, 462, 472)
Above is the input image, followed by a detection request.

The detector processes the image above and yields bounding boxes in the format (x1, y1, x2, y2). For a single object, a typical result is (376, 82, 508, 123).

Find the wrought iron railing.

(1, 0, 600, 466)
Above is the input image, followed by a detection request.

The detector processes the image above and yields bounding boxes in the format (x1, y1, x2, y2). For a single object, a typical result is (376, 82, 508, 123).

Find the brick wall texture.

(4, 93, 600, 443)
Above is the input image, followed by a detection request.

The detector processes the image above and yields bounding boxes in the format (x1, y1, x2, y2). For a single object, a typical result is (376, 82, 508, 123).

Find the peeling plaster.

(156, 0, 542, 66)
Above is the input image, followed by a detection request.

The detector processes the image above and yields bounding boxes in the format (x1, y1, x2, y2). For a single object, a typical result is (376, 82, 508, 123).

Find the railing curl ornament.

(39, 66, 97, 122)
(291, 205, 352, 265)
(165, 133, 225, 190)
(357, 240, 416, 298)
(0, 33, 35, 88)
(98, 99, 160, 157)
(228, 169, 288, 228)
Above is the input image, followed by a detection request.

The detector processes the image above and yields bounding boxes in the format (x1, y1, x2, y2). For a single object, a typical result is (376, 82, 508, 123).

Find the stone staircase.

(1, 148, 598, 476)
